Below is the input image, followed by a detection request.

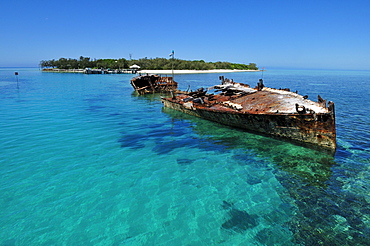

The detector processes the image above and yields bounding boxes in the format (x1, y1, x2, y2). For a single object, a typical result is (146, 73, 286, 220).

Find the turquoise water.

(0, 68, 369, 245)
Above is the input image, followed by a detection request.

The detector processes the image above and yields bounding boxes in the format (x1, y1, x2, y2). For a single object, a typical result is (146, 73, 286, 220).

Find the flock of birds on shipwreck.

(130, 74, 336, 153)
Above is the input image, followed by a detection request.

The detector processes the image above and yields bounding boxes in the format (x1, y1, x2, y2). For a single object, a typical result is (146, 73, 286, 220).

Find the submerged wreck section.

(130, 74, 178, 95)
(161, 76, 336, 151)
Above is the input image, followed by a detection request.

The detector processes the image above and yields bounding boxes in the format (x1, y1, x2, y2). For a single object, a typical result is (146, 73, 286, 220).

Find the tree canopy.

(40, 56, 258, 70)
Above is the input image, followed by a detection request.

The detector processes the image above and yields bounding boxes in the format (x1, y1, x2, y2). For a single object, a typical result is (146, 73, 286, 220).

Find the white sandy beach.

(137, 69, 260, 74)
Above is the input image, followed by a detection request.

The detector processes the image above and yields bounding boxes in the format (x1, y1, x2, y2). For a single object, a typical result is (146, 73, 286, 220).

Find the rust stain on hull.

(161, 77, 336, 152)
(131, 74, 178, 95)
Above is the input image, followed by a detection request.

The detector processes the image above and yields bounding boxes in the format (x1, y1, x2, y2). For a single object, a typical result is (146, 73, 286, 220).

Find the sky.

(1, 0, 369, 70)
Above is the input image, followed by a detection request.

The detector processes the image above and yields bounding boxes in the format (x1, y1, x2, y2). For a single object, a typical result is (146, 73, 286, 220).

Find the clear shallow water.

(0, 68, 369, 245)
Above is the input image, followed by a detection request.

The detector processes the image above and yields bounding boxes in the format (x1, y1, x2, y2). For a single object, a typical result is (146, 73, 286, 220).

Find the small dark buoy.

(15, 72, 19, 89)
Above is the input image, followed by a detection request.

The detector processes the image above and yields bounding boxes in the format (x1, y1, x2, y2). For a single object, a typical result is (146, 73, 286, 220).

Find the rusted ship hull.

(161, 77, 336, 151)
(131, 74, 178, 95)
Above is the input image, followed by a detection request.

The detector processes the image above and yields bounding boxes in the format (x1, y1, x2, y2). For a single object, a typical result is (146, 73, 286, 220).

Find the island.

(40, 56, 259, 74)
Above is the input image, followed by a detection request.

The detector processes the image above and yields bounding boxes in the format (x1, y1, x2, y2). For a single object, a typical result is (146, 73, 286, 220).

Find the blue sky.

(1, 0, 369, 70)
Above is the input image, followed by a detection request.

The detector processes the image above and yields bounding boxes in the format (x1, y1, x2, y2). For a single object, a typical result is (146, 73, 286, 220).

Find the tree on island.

(40, 57, 258, 70)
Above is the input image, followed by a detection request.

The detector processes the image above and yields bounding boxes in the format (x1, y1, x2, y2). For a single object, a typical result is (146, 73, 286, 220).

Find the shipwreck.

(161, 76, 336, 151)
(130, 74, 178, 95)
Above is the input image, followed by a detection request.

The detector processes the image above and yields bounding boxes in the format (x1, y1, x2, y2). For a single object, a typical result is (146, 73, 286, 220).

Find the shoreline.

(137, 69, 260, 74)
(41, 68, 260, 74)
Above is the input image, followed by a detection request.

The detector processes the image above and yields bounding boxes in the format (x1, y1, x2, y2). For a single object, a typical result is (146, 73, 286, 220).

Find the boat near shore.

(130, 74, 178, 95)
(161, 76, 336, 152)
(42, 68, 138, 74)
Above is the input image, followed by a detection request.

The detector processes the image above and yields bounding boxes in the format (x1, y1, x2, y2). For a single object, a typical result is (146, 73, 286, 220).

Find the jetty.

(42, 68, 138, 74)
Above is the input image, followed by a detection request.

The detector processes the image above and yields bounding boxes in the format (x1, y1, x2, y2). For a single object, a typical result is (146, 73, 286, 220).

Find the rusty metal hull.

(162, 99, 335, 150)
(131, 74, 178, 95)
(161, 77, 336, 151)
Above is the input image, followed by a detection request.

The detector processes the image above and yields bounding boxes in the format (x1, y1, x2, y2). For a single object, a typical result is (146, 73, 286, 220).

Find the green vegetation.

(40, 56, 258, 70)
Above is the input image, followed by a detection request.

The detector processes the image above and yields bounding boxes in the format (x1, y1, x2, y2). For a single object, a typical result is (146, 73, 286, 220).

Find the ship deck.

(172, 86, 330, 115)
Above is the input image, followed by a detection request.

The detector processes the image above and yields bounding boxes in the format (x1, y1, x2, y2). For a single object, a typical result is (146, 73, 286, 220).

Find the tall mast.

(170, 50, 175, 81)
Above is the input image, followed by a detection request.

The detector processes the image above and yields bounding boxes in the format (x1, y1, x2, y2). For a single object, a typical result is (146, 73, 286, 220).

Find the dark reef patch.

(118, 134, 146, 149)
(221, 201, 259, 233)
(176, 158, 195, 166)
